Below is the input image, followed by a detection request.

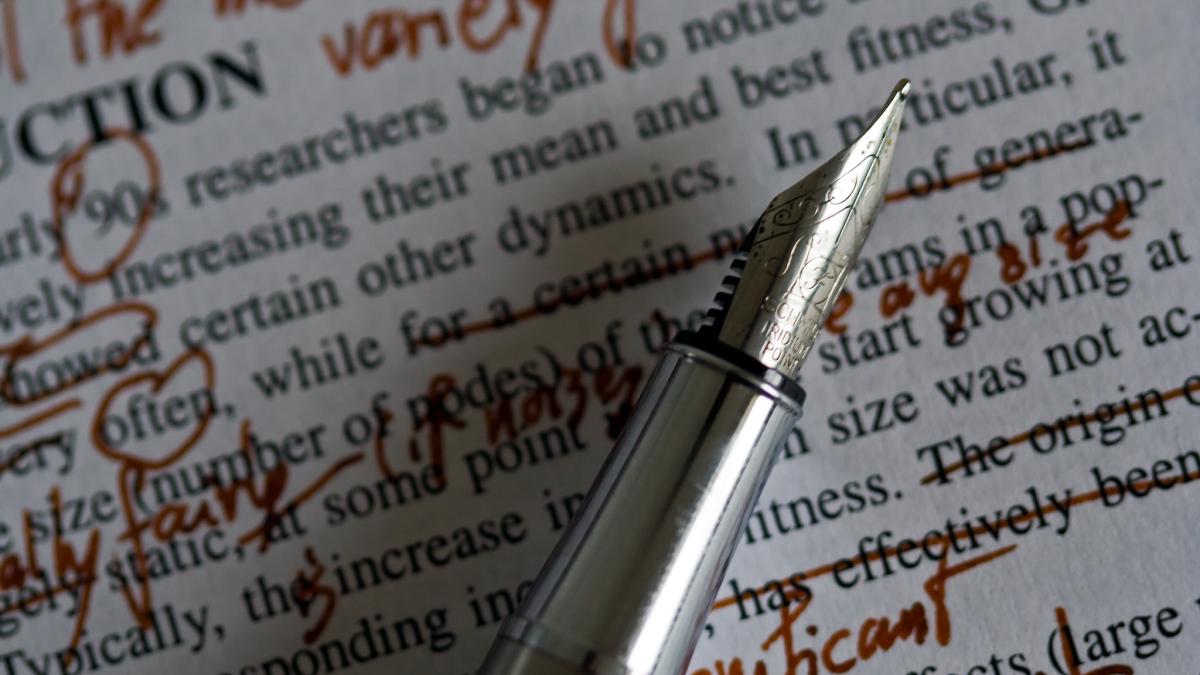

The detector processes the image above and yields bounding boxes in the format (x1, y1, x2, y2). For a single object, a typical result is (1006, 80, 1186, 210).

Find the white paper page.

(1, 1, 1198, 674)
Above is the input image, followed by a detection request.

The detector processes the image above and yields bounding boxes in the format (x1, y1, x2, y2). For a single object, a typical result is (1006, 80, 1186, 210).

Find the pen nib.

(704, 79, 910, 379)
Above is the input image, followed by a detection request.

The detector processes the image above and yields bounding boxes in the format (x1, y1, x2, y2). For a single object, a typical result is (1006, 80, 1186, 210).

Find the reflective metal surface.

(714, 80, 909, 378)
(478, 82, 908, 675)
(479, 343, 801, 675)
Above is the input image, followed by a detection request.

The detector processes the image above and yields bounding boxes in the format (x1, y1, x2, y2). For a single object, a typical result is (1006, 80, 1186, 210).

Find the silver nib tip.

(704, 80, 909, 380)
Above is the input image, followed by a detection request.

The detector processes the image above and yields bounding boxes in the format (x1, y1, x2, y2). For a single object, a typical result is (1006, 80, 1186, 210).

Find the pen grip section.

(479, 340, 802, 675)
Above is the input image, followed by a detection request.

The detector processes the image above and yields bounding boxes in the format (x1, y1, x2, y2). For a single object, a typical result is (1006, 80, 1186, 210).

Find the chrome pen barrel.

(479, 336, 803, 675)
(478, 80, 909, 675)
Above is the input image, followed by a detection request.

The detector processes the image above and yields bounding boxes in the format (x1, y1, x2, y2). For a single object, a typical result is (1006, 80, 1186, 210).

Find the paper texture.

(1, 1, 1198, 673)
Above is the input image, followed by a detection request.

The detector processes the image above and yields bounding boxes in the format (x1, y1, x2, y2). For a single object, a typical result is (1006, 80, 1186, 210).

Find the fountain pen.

(479, 81, 910, 675)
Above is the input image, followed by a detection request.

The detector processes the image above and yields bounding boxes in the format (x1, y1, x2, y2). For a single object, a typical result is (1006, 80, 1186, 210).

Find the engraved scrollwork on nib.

(708, 80, 910, 382)
(768, 196, 819, 227)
